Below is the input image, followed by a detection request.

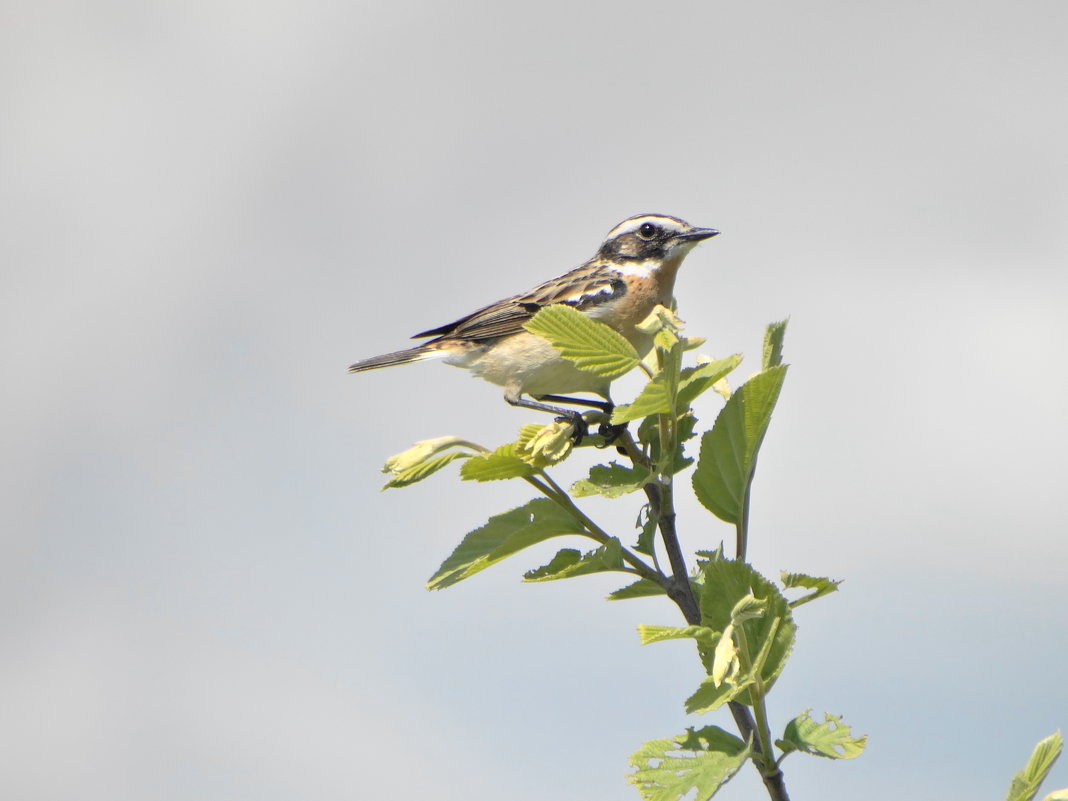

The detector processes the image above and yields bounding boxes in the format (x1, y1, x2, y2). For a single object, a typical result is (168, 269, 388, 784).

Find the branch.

(643, 482, 699, 623)
(523, 473, 669, 590)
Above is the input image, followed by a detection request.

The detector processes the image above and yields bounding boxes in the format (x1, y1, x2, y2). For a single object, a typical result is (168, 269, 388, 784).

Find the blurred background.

(3, 1, 1066, 798)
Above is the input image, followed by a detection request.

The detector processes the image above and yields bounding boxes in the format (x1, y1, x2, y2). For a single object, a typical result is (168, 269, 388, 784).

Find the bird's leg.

(529, 395, 627, 447)
(534, 394, 613, 412)
(505, 395, 589, 443)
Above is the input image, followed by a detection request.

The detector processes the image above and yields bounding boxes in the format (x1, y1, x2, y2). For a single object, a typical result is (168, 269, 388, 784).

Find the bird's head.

(597, 214, 719, 262)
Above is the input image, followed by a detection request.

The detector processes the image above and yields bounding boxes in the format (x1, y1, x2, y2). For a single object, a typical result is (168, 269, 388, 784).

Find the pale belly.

(444, 331, 613, 400)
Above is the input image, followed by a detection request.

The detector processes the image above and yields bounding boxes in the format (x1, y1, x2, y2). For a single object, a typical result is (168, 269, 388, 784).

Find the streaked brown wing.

(409, 301, 529, 340)
(411, 263, 625, 343)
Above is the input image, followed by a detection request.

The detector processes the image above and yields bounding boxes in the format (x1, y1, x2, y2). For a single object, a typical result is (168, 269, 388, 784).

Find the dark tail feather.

(348, 345, 439, 373)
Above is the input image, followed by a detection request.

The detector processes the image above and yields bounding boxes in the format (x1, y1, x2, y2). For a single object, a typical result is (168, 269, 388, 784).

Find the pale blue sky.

(3, 1, 1067, 799)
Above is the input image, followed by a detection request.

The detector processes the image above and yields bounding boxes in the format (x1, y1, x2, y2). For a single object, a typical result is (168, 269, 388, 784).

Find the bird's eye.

(638, 222, 658, 240)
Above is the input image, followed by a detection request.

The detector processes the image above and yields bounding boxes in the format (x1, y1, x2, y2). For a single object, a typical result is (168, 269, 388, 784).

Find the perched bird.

(348, 213, 718, 438)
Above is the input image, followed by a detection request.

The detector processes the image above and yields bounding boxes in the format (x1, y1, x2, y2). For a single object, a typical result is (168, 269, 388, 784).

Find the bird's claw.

(551, 414, 627, 448)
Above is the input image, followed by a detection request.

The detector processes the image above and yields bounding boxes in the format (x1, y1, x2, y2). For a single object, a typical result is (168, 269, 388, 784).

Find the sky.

(3, 1, 1067, 799)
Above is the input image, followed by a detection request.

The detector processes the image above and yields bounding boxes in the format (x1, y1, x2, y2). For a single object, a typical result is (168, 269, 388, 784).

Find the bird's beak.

(679, 227, 720, 242)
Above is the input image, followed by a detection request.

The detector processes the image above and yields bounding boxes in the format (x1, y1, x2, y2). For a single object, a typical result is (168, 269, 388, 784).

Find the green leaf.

(746, 615, 783, 681)
(612, 373, 672, 423)
(712, 378, 732, 401)
(460, 443, 537, 482)
(729, 594, 768, 624)
(692, 365, 788, 524)
(636, 411, 698, 475)
(636, 304, 686, 342)
(777, 711, 867, 760)
(612, 305, 709, 424)
(381, 436, 480, 489)
(710, 623, 739, 687)
(677, 355, 743, 410)
(685, 673, 756, 714)
(1007, 731, 1064, 801)
(628, 726, 750, 801)
(524, 304, 640, 379)
(607, 577, 667, 601)
(523, 539, 625, 581)
(637, 624, 718, 647)
(514, 420, 575, 466)
(634, 502, 658, 555)
(762, 319, 789, 370)
(383, 449, 471, 489)
(781, 571, 842, 608)
(426, 498, 587, 590)
(678, 411, 699, 441)
(638, 409, 699, 446)
(571, 462, 652, 498)
(693, 557, 796, 710)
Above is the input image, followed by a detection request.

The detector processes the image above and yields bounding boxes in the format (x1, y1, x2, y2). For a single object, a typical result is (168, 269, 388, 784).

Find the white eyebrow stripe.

(603, 214, 688, 240)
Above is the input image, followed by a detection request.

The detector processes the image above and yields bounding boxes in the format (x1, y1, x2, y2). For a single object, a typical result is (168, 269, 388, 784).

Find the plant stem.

(736, 471, 753, 561)
(734, 625, 777, 773)
(728, 452, 789, 800)
(644, 401, 703, 623)
(614, 428, 651, 469)
(646, 469, 788, 801)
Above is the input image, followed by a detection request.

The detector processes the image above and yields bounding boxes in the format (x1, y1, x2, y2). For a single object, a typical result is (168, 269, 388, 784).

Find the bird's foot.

(596, 420, 628, 447)
(553, 412, 627, 448)
(555, 413, 589, 446)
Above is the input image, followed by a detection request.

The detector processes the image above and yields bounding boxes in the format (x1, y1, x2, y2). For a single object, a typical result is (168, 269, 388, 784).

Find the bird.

(348, 213, 719, 440)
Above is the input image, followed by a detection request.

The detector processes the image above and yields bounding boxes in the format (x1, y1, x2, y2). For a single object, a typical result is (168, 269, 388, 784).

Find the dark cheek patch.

(601, 235, 666, 261)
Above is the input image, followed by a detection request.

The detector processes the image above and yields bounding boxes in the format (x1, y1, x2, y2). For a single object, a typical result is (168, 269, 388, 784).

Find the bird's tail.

(347, 345, 443, 373)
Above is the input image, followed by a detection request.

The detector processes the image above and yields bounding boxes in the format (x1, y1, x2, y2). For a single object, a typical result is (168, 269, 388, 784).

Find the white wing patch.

(572, 282, 619, 303)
